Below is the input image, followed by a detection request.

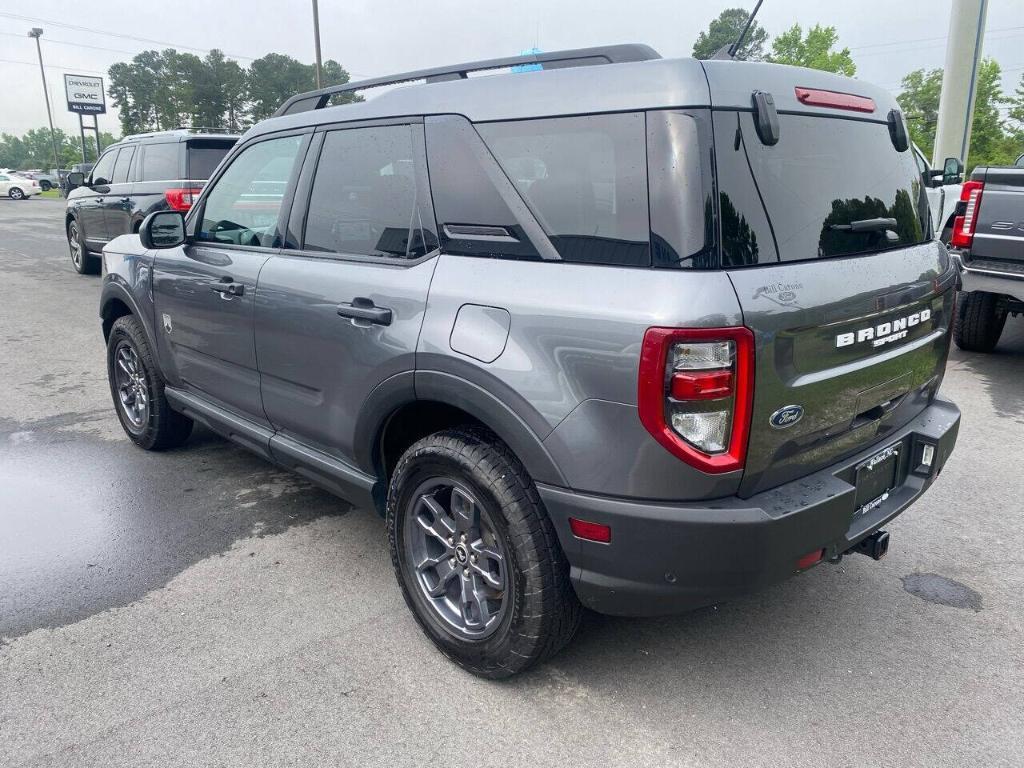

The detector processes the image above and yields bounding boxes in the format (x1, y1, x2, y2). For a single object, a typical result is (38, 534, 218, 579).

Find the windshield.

(714, 112, 930, 266)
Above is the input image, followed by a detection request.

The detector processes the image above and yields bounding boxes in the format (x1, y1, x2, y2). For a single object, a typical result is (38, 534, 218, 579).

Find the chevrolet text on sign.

(64, 74, 106, 114)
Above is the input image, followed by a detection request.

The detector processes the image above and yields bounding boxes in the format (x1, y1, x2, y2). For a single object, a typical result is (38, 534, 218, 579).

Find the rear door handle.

(210, 280, 245, 297)
(337, 297, 392, 325)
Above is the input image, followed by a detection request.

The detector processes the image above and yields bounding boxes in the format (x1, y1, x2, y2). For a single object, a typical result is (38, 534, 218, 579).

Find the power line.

(848, 24, 1024, 52)
(0, 57, 108, 76)
(0, 11, 258, 61)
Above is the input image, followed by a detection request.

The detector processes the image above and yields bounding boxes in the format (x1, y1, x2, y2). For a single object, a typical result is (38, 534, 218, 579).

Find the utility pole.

(311, 0, 323, 89)
(28, 27, 63, 180)
(932, 0, 989, 168)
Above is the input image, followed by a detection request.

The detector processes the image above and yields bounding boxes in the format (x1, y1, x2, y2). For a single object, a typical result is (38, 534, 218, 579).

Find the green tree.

(898, 58, 1017, 171)
(247, 53, 317, 121)
(0, 128, 118, 170)
(768, 24, 856, 76)
(692, 8, 769, 61)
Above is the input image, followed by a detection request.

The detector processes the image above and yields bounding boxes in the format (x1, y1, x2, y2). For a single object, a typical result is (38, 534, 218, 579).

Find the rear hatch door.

(705, 72, 957, 497)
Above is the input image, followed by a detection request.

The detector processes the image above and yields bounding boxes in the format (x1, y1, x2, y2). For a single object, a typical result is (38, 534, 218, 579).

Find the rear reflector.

(164, 187, 203, 212)
(670, 370, 733, 400)
(796, 549, 824, 570)
(569, 518, 611, 543)
(795, 87, 876, 113)
(950, 180, 984, 249)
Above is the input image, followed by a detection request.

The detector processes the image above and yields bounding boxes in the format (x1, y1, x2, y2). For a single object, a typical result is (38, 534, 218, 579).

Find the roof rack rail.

(274, 43, 661, 117)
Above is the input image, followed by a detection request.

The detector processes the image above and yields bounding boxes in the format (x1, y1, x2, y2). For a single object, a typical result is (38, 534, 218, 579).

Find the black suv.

(64, 129, 238, 274)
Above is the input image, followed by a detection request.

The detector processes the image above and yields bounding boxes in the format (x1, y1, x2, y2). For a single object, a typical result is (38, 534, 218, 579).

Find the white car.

(0, 172, 43, 200)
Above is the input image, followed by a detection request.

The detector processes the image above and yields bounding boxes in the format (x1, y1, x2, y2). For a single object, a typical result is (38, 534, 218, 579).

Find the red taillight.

(164, 187, 202, 212)
(638, 326, 755, 474)
(950, 180, 984, 249)
(569, 517, 612, 543)
(794, 87, 876, 113)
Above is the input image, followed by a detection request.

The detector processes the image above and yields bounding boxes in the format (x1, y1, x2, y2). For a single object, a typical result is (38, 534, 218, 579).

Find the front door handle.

(337, 297, 392, 325)
(210, 280, 245, 297)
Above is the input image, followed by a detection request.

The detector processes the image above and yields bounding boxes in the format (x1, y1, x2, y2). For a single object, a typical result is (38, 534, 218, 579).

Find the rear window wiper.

(828, 217, 898, 233)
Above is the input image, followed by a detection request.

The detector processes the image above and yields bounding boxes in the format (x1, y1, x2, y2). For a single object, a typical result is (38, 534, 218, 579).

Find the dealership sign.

(64, 74, 106, 114)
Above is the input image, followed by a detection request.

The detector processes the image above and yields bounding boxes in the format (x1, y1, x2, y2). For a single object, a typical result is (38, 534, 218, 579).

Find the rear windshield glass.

(187, 140, 235, 180)
(714, 112, 930, 267)
(477, 113, 650, 267)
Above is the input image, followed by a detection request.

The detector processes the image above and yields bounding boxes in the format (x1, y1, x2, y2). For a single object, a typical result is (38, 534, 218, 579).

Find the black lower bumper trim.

(538, 396, 960, 617)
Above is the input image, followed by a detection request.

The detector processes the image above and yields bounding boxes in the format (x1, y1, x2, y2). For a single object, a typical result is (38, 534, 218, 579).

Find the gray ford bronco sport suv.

(99, 45, 961, 677)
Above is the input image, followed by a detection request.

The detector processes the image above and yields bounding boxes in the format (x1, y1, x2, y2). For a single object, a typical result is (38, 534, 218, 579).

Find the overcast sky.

(1, 0, 1022, 137)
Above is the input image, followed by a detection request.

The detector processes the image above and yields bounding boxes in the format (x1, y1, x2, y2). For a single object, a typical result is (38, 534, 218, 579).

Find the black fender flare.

(352, 369, 567, 488)
(99, 279, 158, 351)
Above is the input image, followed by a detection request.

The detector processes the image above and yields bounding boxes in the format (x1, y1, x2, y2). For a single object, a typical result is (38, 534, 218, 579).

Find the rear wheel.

(387, 427, 581, 678)
(106, 315, 193, 450)
(68, 219, 100, 275)
(39, 180, 52, 192)
(8, 187, 25, 200)
(955, 291, 1007, 352)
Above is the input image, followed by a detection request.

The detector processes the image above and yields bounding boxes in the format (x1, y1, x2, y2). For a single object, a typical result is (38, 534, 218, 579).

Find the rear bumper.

(952, 251, 1024, 301)
(538, 396, 960, 617)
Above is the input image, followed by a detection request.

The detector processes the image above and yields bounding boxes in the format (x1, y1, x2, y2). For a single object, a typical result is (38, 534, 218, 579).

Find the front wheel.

(39, 180, 52, 191)
(106, 315, 193, 450)
(387, 427, 581, 678)
(8, 187, 25, 200)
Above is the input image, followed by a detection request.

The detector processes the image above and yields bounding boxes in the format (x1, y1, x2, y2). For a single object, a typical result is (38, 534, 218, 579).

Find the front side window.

(303, 125, 436, 258)
(141, 143, 179, 181)
(477, 113, 650, 267)
(197, 135, 304, 247)
(90, 150, 118, 186)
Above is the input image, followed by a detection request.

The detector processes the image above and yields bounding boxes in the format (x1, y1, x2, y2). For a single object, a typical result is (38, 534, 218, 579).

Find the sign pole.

(92, 115, 101, 158)
(78, 114, 88, 163)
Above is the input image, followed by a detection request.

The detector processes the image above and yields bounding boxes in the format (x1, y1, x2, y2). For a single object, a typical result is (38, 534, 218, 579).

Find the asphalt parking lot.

(1, 197, 1023, 767)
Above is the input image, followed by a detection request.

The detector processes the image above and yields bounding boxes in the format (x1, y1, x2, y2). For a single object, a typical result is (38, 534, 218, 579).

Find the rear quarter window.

(714, 111, 930, 266)
(477, 113, 650, 267)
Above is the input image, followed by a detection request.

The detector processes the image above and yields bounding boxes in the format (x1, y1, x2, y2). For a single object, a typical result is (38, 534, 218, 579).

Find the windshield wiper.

(828, 217, 898, 233)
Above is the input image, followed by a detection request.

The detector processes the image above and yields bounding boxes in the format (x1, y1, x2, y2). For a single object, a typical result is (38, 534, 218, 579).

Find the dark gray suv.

(98, 45, 961, 677)
(65, 129, 238, 274)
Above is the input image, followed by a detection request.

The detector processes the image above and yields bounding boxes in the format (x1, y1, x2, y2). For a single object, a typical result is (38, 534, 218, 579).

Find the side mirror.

(942, 157, 964, 185)
(66, 171, 85, 189)
(139, 211, 186, 249)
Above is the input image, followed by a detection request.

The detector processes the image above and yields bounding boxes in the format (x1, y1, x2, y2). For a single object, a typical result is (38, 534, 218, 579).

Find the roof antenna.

(713, 0, 765, 60)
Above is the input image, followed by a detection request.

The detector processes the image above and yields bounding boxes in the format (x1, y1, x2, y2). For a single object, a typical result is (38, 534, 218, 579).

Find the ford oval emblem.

(769, 405, 804, 429)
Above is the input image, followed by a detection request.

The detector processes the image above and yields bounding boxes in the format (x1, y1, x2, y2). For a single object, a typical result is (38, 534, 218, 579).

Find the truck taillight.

(950, 180, 984, 249)
(164, 187, 202, 212)
(638, 327, 754, 474)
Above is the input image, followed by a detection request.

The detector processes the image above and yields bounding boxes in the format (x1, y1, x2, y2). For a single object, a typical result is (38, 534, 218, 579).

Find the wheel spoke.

(414, 494, 456, 546)
(460, 573, 490, 629)
(469, 542, 505, 591)
(418, 553, 459, 598)
(450, 487, 478, 533)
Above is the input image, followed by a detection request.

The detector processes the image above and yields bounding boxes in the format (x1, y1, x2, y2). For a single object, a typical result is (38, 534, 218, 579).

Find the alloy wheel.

(113, 341, 149, 430)
(68, 222, 82, 268)
(10, 188, 24, 200)
(404, 479, 509, 641)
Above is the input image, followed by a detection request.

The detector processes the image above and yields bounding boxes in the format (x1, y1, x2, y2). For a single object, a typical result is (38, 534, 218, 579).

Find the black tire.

(8, 187, 25, 200)
(39, 180, 52, 192)
(387, 427, 581, 678)
(67, 218, 100, 275)
(954, 291, 1006, 352)
(106, 315, 193, 450)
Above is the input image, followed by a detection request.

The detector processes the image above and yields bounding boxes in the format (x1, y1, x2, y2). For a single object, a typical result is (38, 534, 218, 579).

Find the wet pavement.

(1, 198, 1023, 767)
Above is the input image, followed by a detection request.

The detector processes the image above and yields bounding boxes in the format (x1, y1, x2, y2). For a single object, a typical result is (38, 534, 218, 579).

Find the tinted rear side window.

(141, 143, 179, 181)
(187, 140, 234, 180)
(303, 124, 436, 258)
(111, 146, 135, 184)
(477, 113, 650, 267)
(714, 111, 929, 266)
